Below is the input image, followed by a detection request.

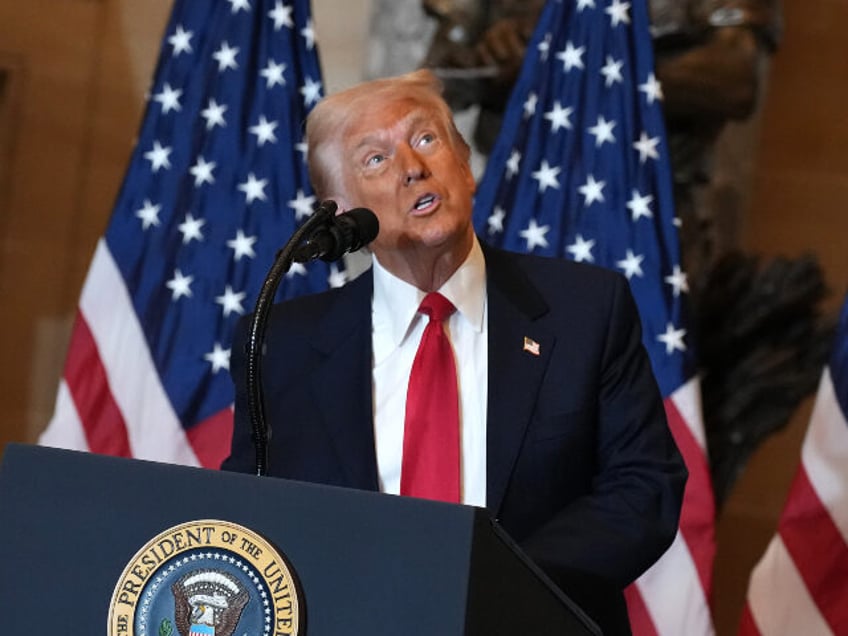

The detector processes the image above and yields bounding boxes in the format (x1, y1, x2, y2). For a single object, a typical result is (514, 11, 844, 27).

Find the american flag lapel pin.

(523, 336, 541, 356)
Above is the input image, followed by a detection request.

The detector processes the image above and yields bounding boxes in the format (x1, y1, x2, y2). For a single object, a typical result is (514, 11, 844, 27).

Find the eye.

(365, 153, 385, 166)
(417, 133, 436, 147)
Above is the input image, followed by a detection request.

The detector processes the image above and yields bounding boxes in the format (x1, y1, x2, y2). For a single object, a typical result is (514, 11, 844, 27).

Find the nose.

(398, 144, 430, 186)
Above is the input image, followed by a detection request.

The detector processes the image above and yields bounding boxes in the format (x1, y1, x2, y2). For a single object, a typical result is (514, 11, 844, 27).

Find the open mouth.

(413, 193, 438, 212)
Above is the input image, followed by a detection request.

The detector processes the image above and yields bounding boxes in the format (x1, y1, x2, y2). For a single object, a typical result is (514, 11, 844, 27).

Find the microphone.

(292, 206, 380, 263)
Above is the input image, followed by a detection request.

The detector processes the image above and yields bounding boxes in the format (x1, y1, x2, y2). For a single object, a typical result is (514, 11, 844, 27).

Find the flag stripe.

(64, 313, 132, 457)
(624, 583, 660, 636)
(743, 297, 848, 636)
(802, 369, 848, 539)
(186, 406, 234, 470)
(633, 529, 713, 636)
(665, 386, 715, 594)
(779, 467, 848, 633)
(738, 604, 762, 636)
(745, 537, 834, 636)
(78, 241, 201, 465)
(40, 380, 91, 452)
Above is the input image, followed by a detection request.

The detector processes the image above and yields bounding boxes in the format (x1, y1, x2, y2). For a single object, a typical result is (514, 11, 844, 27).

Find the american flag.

(39, 0, 342, 468)
(739, 294, 848, 636)
(471, 0, 716, 634)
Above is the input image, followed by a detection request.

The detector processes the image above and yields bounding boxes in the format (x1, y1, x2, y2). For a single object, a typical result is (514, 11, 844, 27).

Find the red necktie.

(401, 292, 461, 503)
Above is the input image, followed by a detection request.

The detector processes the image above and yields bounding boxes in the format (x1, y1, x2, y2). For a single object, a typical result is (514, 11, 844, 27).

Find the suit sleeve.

(518, 274, 688, 603)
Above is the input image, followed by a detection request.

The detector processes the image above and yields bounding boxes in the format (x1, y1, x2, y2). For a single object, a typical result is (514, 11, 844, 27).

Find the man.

(222, 70, 687, 635)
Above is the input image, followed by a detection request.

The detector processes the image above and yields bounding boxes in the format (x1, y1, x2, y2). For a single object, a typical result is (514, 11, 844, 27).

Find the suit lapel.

(484, 246, 555, 516)
(307, 269, 380, 491)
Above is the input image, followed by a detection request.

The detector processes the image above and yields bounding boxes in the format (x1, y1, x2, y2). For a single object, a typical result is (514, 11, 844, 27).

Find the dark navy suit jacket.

(222, 244, 687, 634)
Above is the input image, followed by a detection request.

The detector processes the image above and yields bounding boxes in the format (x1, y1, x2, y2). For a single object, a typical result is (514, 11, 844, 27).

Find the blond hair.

(305, 69, 471, 199)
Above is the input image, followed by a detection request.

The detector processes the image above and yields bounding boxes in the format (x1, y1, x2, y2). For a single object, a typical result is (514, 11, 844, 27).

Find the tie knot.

(419, 292, 455, 322)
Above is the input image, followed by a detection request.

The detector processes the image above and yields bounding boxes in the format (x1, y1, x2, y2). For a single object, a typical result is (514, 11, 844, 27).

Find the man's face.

(336, 95, 476, 270)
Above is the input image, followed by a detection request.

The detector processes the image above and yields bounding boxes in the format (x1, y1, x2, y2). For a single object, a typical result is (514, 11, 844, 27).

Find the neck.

(375, 233, 474, 292)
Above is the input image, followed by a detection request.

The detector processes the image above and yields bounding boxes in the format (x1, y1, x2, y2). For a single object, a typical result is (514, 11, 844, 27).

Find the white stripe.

(747, 537, 833, 636)
(670, 377, 707, 452)
(39, 380, 90, 451)
(801, 368, 848, 543)
(78, 240, 200, 465)
(636, 529, 714, 636)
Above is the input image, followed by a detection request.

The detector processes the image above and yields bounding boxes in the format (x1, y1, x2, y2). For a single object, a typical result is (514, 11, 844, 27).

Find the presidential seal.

(108, 520, 301, 636)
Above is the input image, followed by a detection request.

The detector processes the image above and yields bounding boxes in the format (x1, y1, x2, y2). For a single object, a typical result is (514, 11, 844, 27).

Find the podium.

(0, 444, 599, 634)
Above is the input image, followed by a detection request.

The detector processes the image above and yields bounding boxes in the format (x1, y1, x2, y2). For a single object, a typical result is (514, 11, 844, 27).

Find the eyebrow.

(351, 109, 438, 153)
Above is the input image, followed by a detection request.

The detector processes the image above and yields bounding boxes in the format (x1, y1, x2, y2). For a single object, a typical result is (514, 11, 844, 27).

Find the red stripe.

(64, 312, 132, 457)
(664, 397, 716, 597)
(187, 407, 233, 469)
(737, 603, 762, 636)
(624, 584, 659, 636)
(778, 466, 848, 634)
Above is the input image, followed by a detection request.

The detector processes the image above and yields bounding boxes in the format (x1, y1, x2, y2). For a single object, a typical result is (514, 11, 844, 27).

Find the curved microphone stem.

(246, 202, 336, 477)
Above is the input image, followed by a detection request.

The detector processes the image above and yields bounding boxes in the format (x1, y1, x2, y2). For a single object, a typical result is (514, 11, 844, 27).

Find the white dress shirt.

(371, 238, 488, 506)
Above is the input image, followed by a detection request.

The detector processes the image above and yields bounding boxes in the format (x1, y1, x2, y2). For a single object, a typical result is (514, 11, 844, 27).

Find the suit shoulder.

(488, 246, 627, 301)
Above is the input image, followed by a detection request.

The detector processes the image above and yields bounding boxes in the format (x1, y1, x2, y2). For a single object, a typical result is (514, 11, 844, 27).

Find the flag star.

(328, 264, 348, 288)
(135, 199, 161, 230)
(544, 101, 574, 132)
(237, 172, 268, 204)
(295, 141, 308, 159)
(506, 150, 521, 178)
(288, 189, 316, 221)
(523, 92, 538, 118)
(249, 115, 279, 146)
(578, 174, 606, 206)
(227, 0, 251, 13)
(260, 59, 287, 88)
(627, 189, 654, 221)
(639, 73, 663, 104)
(664, 265, 689, 297)
(212, 41, 239, 72)
(287, 262, 307, 278)
(300, 76, 322, 106)
(143, 140, 172, 172)
(600, 56, 624, 87)
(566, 234, 595, 262)
(177, 213, 205, 244)
(488, 206, 506, 234)
(606, 0, 631, 26)
(531, 159, 561, 193)
(577, 0, 596, 9)
(616, 249, 645, 279)
(588, 115, 616, 147)
(227, 229, 257, 261)
(215, 285, 247, 317)
(520, 219, 550, 251)
(657, 323, 687, 355)
(268, 1, 294, 30)
(204, 343, 231, 373)
(633, 131, 661, 162)
(153, 82, 183, 115)
(168, 25, 193, 56)
(301, 19, 316, 49)
(200, 99, 227, 130)
(556, 41, 585, 72)
(166, 269, 193, 300)
(189, 156, 216, 187)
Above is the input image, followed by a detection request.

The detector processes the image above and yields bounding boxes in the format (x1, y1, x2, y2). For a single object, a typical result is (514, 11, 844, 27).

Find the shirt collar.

(372, 236, 487, 348)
